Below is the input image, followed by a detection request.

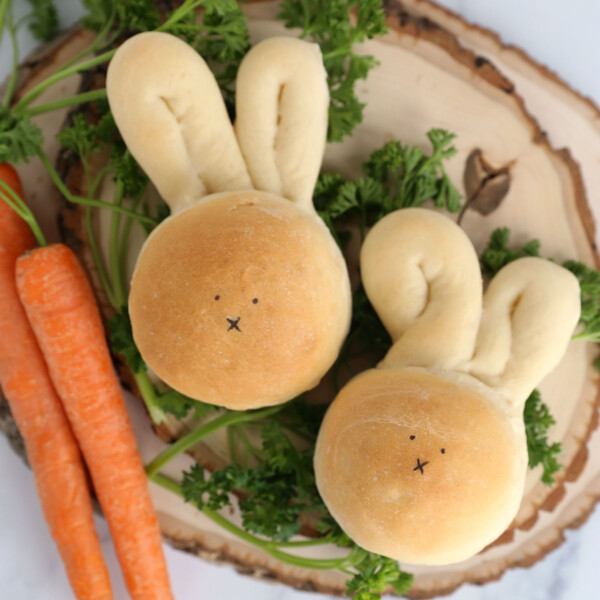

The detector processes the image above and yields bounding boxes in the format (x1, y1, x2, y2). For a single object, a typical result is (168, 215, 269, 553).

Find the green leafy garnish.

(81, 0, 160, 33)
(60, 106, 116, 153)
(164, 0, 250, 112)
(315, 129, 461, 244)
(479, 227, 540, 277)
(564, 260, 600, 343)
(346, 552, 414, 600)
(364, 129, 461, 212)
(108, 309, 145, 373)
(182, 419, 321, 541)
(278, 0, 388, 142)
(56, 112, 105, 161)
(524, 390, 562, 485)
(25, 0, 58, 42)
(154, 389, 217, 421)
(111, 147, 148, 198)
(364, 130, 462, 211)
(0, 107, 44, 163)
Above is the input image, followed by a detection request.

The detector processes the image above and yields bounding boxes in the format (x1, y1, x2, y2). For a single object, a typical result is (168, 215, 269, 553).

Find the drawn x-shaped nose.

(227, 317, 241, 332)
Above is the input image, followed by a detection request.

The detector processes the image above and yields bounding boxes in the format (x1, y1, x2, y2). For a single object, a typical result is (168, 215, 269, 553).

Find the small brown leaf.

(472, 172, 511, 215)
(459, 149, 512, 222)
(464, 149, 487, 200)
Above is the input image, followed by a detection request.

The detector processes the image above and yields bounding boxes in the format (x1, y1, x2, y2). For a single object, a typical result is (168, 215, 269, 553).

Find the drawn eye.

(252, 298, 259, 304)
(441, 448, 446, 454)
(409, 435, 415, 440)
(214, 295, 220, 301)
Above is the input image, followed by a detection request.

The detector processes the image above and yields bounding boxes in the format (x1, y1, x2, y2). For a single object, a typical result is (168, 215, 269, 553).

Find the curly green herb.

(278, 0, 388, 142)
(523, 390, 562, 485)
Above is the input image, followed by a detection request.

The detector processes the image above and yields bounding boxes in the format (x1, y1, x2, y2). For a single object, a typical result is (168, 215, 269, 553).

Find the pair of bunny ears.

(106, 32, 329, 214)
(362, 209, 581, 408)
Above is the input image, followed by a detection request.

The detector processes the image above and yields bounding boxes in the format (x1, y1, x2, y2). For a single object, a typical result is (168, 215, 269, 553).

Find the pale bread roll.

(315, 208, 580, 565)
(107, 35, 351, 409)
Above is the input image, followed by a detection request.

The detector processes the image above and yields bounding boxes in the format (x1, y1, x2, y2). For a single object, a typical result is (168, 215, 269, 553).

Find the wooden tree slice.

(1, 2, 600, 599)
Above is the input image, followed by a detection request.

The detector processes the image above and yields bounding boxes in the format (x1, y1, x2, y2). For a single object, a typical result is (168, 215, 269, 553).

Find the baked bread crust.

(130, 191, 350, 409)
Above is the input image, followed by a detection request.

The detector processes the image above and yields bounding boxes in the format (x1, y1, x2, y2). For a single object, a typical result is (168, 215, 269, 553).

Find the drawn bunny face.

(106, 33, 351, 410)
(314, 208, 581, 566)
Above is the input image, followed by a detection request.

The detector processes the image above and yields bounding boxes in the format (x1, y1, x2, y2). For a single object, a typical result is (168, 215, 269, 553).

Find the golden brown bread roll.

(107, 33, 351, 409)
(130, 192, 350, 409)
(314, 208, 581, 565)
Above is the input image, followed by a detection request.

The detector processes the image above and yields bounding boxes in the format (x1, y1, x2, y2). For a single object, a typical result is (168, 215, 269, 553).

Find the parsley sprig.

(480, 227, 540, 277)
(181, 422, 320, 541)
(0, 106, 44, 163)
(315, 129, 462, 245)
(346, 552, 414, 600)
(278, 0, 388, 142)
(524, 390, 562, 485)
(564, 260, 600, 344)
(82, 0, 161, 34)
(24, 0, 58, 41)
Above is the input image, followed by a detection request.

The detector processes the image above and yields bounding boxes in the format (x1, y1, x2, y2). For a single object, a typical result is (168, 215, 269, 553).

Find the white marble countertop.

(1, 1, 600, 599)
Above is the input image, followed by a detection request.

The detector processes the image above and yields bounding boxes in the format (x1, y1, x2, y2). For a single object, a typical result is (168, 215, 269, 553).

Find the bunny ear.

(106, 32, 252, 214)
(468, 258, 581, 406)
(361, 208, 483, 370)
(234, 37, 329, 212)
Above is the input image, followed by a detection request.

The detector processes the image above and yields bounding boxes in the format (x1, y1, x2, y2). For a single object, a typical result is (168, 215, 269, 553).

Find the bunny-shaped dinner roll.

(106, 33, 351, 410)
(314, 208, 580, 566)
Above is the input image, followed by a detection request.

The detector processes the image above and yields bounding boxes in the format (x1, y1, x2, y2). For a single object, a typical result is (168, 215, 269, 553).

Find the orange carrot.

(0, 163, 24, 199)
(0, 165, 112, 600)
(16, 243, 173, 600)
